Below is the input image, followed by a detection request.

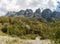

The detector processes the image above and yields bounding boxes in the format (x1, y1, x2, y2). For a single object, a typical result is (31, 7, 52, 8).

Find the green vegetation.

(0, 17, 60, 44)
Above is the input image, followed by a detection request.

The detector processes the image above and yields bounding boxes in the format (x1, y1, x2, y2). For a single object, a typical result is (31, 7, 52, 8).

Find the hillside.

(0, 17, 60, 38)
(0, 17, 59, 44)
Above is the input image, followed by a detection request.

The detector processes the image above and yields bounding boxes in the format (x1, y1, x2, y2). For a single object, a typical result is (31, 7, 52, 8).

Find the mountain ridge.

(5, 8, 60, 20)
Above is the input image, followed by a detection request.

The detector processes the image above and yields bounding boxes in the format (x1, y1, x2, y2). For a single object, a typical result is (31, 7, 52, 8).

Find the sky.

(0, 0, 60, 16)
(56, 1, 60, 12)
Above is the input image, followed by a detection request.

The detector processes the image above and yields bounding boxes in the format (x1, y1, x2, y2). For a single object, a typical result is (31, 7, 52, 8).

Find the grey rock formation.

(16, 10, 25, 15)
(34, 8, 41, 18)
(42, 9, 52, 19)
(5, 8, 60, 20)
(6, 11, 16, 17)
(52, 11, 60, 19)
(24, 9, 34, 18)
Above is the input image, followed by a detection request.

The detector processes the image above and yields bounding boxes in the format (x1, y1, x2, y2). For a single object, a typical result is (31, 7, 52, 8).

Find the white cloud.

(0, 0, 58, 16)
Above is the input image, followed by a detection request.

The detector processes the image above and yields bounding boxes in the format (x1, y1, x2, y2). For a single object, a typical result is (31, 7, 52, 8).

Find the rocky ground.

(0, 36, 52, 44)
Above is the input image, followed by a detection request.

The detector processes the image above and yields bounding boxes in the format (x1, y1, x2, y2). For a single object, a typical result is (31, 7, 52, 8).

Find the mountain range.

(5, 8, 60, 20)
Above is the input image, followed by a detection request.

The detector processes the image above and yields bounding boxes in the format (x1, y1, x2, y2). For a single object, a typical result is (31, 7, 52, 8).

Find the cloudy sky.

(0, 0, 60, 16)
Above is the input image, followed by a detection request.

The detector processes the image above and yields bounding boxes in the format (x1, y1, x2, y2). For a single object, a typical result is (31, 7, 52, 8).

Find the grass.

(0, 31, 7, 36)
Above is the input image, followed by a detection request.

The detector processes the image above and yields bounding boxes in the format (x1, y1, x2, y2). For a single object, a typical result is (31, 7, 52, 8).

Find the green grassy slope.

(0, 17, 60, 44)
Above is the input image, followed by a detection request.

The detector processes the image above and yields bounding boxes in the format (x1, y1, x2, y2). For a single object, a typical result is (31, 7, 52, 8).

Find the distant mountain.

(6, 11, 16, 17)
(24, 9, 33, 18)
(42, 9, 52, 19)
(5, 8, 60, 20)
(34, 8, 41, 18)
(52, 11, 60, 20)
